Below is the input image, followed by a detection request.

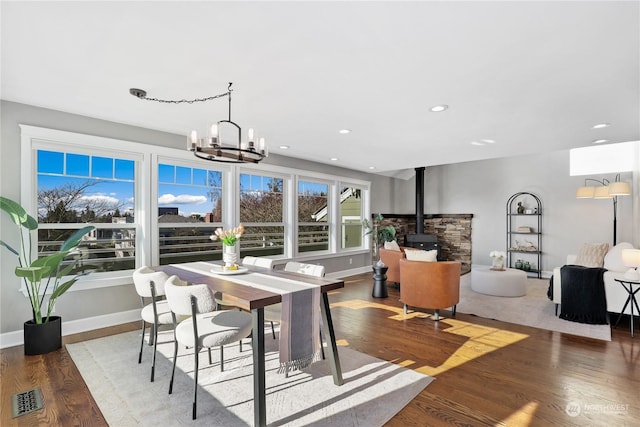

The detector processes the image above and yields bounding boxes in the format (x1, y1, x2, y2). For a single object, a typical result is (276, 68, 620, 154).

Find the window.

(297, 179, 329, 253)
(339, 185, 364, 249)
(239, 172, 285, 257)
(157, 162, 224, 265)
(21, 126, 371, 291)
(36, 149, 137, 274)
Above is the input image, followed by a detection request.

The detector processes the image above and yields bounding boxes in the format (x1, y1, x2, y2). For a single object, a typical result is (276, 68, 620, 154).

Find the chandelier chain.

(137, 91, 231, 104)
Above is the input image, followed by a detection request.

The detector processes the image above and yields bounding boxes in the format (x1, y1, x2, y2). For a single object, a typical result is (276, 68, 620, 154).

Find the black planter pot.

(24, 316, 62, 356)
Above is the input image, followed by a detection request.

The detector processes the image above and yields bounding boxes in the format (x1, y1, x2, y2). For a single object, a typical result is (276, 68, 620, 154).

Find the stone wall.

(377, 213, 473, 274)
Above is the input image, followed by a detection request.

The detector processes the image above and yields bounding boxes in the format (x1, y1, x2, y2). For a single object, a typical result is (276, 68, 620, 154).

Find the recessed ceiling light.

(368, 166, 376, 170)
(592, 123, 610, 129)
(470, 141, 485, 146)
(481, 139, 496, 144)
(279, 145, 290, 149)
(593, 139, 609, 144)
(430, 105, 448, 112)
(330, 157, 338, 161)
(339, 129, 351, 134)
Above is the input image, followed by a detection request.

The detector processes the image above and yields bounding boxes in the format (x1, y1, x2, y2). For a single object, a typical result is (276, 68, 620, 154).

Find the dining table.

(161, 261, 345, 427)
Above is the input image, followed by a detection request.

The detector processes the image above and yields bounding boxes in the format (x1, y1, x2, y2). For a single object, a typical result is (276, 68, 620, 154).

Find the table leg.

(320, 292, 344, 386)
(614, 284, 632, 329)
(252, 308, 266, 427)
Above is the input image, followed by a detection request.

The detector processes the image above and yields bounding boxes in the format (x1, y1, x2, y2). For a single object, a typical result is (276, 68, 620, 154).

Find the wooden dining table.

(161, 262, 345, 427)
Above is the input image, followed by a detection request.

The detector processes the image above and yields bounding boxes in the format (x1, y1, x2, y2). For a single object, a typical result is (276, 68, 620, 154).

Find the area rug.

(456, 274, 611, 341)
(66, 328, 433, 426)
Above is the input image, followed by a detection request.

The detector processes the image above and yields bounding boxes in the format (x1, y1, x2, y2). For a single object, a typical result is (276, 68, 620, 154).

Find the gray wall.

(395, 152, 635, 273)
(0, 100, 386, 334)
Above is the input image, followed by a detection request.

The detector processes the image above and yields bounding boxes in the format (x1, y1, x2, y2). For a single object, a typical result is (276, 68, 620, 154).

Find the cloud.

(79, 194, 120, 204)
(158, 193, 207, 205)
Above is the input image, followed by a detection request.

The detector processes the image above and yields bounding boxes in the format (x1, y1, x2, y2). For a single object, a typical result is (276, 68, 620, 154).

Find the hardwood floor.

(2, 273, 639, 426)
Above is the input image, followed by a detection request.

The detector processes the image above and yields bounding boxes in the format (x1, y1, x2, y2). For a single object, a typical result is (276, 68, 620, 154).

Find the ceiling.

(2, 1, 639, 178)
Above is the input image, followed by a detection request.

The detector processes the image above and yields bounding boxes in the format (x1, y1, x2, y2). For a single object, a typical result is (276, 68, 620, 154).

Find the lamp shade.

(608, 181, 631, 196)
(622, 249, 640, 281)
(576, 186, 595, 198)
(593, 186, 612, 199)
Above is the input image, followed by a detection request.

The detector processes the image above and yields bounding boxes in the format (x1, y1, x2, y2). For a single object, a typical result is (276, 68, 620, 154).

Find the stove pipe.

(415, 167, 425, 234)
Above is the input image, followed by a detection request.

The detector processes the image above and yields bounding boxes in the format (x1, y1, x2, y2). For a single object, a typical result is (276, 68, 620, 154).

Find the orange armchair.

(379, 247, 407, 285)
(399, 259, 461, 321)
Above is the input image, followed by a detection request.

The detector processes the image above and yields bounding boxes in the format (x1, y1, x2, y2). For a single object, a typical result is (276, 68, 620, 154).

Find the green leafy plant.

(0, 196, 95, 324)
(362, 213, 396, 243)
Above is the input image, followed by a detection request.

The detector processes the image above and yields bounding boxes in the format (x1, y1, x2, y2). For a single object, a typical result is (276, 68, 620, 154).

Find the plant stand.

(24, 316, 62, 356)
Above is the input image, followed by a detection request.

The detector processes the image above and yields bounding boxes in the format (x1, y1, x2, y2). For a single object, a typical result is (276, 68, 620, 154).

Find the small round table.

(372, 265, 389, 298)
(471, 267, 527, 297)
(613, 278, 640, 337)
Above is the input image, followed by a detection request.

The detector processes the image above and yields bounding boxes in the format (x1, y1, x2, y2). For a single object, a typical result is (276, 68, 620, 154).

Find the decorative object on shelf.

(130, 83, 268, 164)
(622, 249, 640, 281)
(524, 261, 531, 271)
(516, 202, 525, 214)
(0, 196, 95, 355)
(525, 209, 533, 214)
(515, 259, 523, 270)
(210, 224, 245, 269)
(509, 240, 538, 251)
(489, 250, 506, 271)
(575, 173, 631, 245)
(517, 226, 532, 233)
(362, 213, 396, 263)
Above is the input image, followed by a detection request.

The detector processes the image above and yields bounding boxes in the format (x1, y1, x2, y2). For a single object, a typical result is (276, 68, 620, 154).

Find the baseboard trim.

(0, 309, 140, 350)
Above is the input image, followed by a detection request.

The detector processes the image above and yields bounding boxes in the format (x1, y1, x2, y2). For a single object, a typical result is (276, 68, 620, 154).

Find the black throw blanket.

(559, 265, 608, 325)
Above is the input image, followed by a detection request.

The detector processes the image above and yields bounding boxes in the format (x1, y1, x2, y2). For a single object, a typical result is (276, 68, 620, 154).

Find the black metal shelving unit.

(506, 192, 542, 278)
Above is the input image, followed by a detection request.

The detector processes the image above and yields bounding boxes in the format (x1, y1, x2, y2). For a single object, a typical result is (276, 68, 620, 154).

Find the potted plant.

(362, 213, 397, 261)
(0, 196, 95, 355)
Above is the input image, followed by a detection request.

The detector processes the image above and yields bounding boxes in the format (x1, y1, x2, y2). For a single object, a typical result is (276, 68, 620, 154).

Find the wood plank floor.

(2, 273, 639, 426)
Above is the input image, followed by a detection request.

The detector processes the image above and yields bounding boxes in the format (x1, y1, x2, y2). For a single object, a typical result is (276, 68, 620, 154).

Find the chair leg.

(452, 305, 457, 316)
(168, 338, 178, 394)
(151, 321, 159, 382)
(220, 346, 224, 372)
(403, 304, 408, 315)
(555, 303, 559, 316)
(138, 320, 146, 364)
(271, 321, 276, 339)
(240, 339, 243, 352)
(148, 323, 155, 346)
(192, 347, 199, 420)
(208, 348, 212, 365)
(434, 309, 440, 321)
(320, 331, 325, 360)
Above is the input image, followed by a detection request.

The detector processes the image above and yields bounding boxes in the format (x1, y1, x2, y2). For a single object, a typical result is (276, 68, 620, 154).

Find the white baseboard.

(0, 309, 141, 350)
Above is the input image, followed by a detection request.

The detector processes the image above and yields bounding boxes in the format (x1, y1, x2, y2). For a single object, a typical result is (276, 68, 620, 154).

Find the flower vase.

(222, 244, 238, 268)
(491, 257, 505, 271)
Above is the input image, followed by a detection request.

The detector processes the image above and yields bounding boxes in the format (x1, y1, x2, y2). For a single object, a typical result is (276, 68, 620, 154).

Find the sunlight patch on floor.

(332, 299, 529, 377)
(502, 401, 538, 426)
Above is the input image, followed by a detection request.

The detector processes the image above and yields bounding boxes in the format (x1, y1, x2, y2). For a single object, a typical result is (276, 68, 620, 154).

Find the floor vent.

(11, 388, 44, 418)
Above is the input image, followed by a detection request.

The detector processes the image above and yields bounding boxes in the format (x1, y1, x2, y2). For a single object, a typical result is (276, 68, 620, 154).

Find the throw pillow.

(604, 242, 634, 272)
(405, 249, 438, 262)
(383, 240, 401, 252)
(574, 243, 610, 268)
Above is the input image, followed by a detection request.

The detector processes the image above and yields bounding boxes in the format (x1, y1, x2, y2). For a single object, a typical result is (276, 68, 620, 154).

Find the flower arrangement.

(210, 223, 245, 246)
(489, 250, 506, 259)
(489, 250, 506, 271)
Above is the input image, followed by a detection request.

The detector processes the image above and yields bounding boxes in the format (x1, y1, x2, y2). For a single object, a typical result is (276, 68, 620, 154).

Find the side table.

(613, 278, 640, 337)
(372, 265, 389, 298)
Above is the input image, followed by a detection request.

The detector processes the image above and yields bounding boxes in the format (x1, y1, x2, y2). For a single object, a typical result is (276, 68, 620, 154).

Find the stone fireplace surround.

(377, 213, 473, 274)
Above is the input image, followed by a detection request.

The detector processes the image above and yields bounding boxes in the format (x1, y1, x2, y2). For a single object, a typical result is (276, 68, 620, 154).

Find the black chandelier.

(129, 82, 268, 164)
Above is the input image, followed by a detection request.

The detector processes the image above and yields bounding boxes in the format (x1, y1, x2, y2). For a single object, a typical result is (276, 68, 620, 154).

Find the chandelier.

(129, 82, 268, 164)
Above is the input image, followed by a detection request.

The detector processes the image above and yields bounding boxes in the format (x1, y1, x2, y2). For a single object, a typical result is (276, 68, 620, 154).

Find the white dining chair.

(165, 275, 253, 420)
(132, 266, 174, 382)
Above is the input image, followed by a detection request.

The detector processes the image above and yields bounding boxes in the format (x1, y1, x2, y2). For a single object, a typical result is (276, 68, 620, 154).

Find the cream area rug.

(67, 328, 433, 426)
(456, 273, 612, 341)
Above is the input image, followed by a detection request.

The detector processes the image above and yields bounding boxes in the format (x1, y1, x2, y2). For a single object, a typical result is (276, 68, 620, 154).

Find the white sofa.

(552, 242, 636, 315)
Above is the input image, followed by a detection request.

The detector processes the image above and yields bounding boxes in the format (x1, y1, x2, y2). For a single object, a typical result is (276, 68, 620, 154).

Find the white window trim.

(18, 125, 371, 295)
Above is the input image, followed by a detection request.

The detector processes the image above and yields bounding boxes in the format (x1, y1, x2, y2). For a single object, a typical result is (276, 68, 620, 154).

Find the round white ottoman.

(471, 267, 527, 297)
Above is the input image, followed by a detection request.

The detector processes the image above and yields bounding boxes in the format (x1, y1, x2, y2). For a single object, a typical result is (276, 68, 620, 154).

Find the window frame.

(19, 125, 371, 294)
